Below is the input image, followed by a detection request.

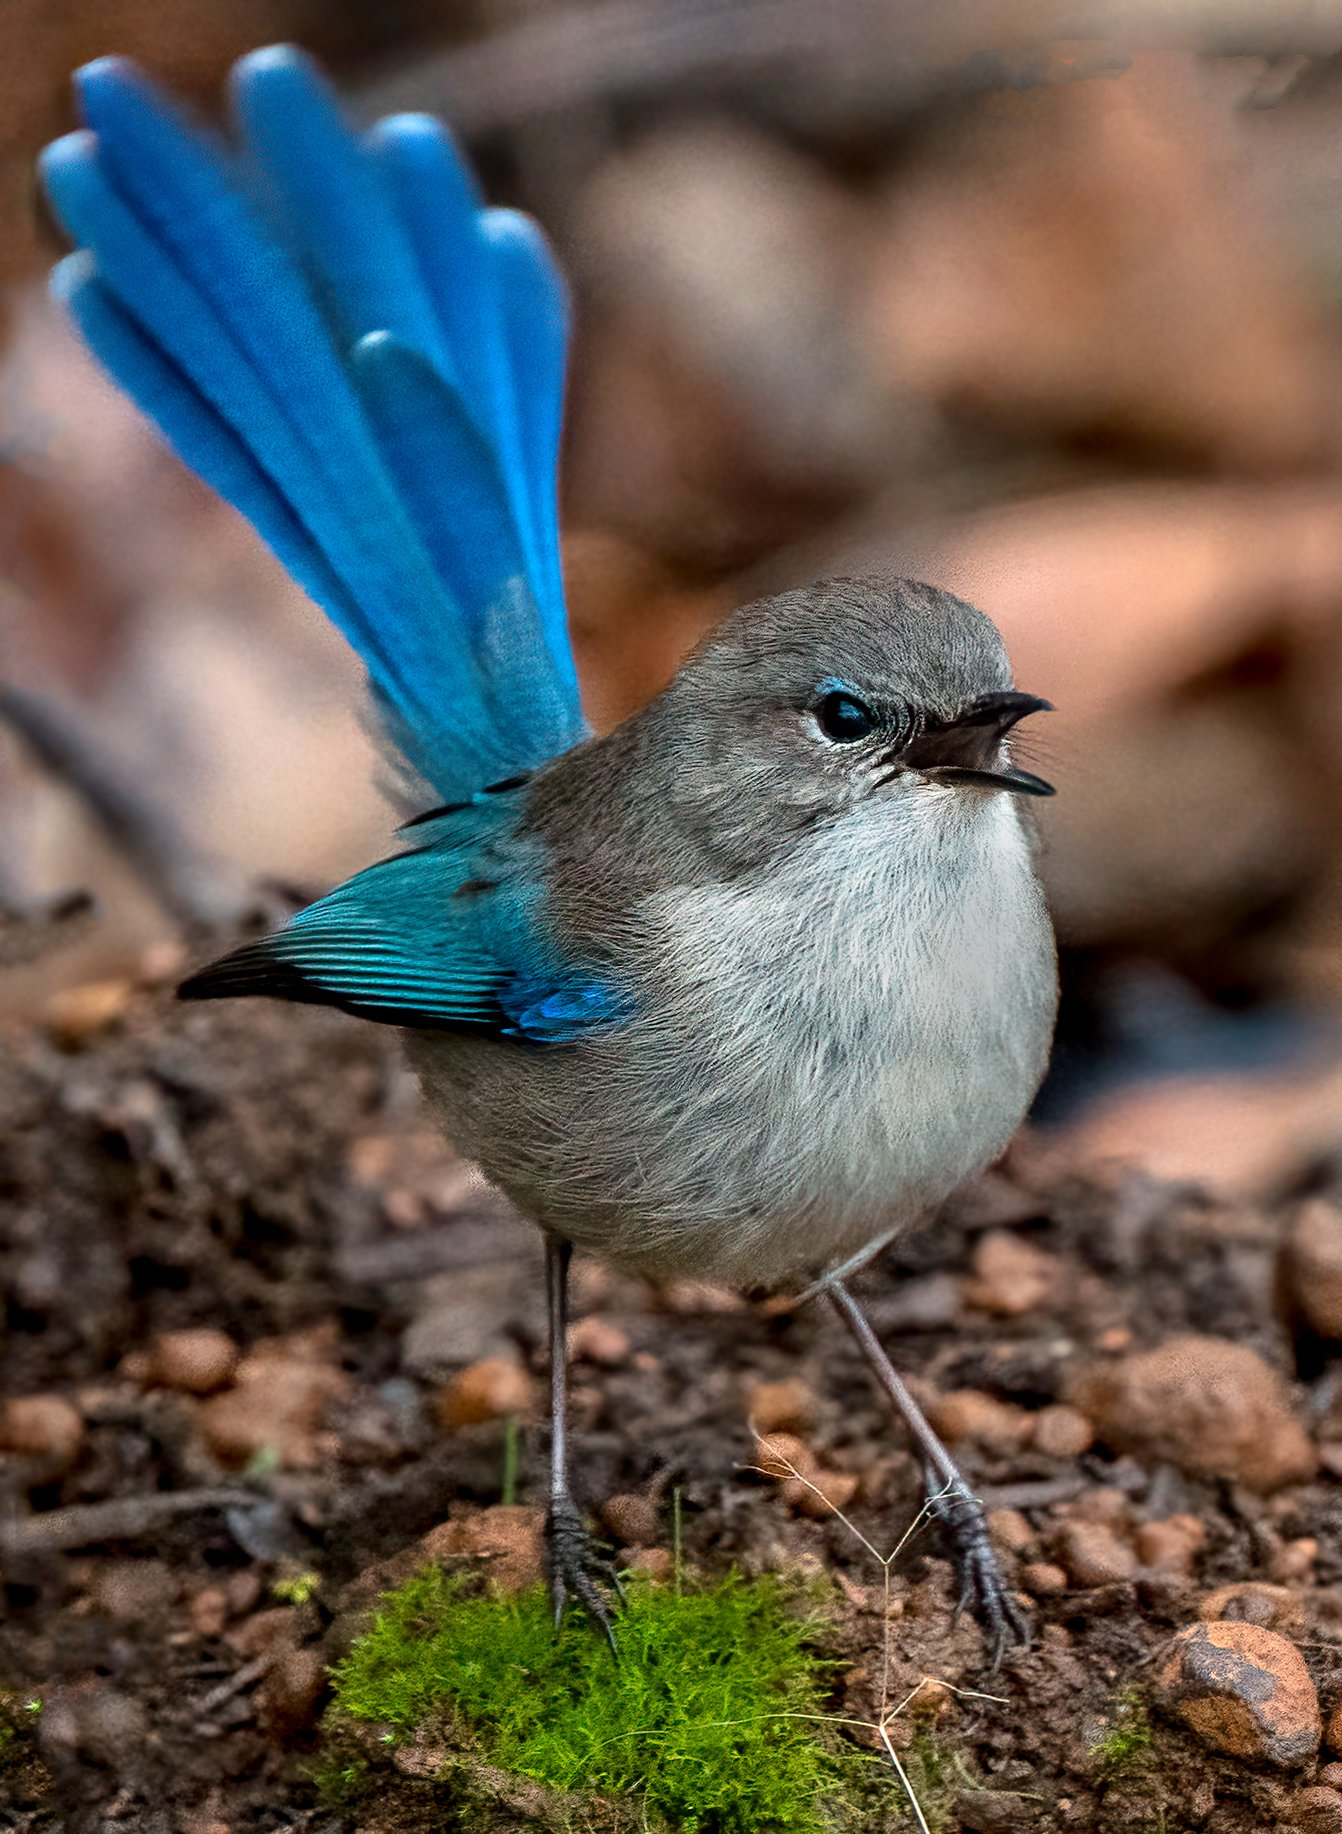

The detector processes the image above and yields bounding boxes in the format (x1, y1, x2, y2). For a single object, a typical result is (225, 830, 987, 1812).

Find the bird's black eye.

(813, 689, 876, 743)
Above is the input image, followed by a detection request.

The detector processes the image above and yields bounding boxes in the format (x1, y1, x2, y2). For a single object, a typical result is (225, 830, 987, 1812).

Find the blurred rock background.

(4, 0, 1342, 1191)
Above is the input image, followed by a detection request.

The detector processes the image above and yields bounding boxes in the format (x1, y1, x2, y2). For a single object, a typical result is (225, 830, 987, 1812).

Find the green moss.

(331, 1568, 846, 1831)
(1088, 1690, 1153, 1775)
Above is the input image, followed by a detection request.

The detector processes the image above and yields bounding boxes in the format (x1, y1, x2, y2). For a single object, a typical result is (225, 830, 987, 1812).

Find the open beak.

(896, 690, 1054, 798)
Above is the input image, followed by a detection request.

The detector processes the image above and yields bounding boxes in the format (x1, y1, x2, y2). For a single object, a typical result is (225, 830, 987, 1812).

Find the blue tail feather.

(51, 252, 361, 632)
(228, 48, 452, 380)
(42, 47, 587, 804)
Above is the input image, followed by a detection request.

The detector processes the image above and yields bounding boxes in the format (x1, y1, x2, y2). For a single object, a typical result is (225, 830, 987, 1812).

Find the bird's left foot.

(546, 1496, 625, 1653)
(924, 1473, 1030, 1668)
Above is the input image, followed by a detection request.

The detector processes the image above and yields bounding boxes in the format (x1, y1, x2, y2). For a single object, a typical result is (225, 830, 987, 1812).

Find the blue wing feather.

(41, 46, 587, 805)
(180, 799, 626, 1044)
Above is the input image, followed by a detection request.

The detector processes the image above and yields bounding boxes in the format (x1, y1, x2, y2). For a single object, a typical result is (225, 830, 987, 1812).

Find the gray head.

(615, 576, 1053, 874)
(590, 579, 1056, 880)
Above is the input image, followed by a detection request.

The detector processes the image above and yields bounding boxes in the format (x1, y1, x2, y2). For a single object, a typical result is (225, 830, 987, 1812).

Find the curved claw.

(923, 1472, 1030, 1669)
(547, 1497, 625, 1655)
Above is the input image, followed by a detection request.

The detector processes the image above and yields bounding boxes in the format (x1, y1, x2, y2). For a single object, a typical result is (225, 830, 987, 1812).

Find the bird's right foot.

(546, 1495, 625, 1653)
(923, 1471, 1030, 1668)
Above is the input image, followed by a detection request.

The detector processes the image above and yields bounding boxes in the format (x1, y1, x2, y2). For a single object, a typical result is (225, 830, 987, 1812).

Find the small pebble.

(752, 1432, 816, 1480)
(567, 1316, 631, 1366)
(599, 1493, 659, 1547)
(1324, 1699, 1342, 1757)
(149, 1329, 239, 1396)
(433, 1357, 534, 1429)
(1274, 1538, 1320, 1584)
(1155, 1620, 1321, 1767)
(1199, 1581, 1307, 1638)
(43, 979, 133, 1046)
(1071, 1334, 1316, 1491)
(1032, 1403, 1094, 1459)
(745, 1376, 819, 1437)
(226, 1608, 298, 1659)
(257, 1645, 326, 1738)
(198, 1345, 349, 1469)
(964, 1229, 1061, 1316)
(421, 1505, 544, 1595)
(785, 1468, 859, 1518)
(930, 1389, 1033, 1453)
(89, 1561, 173, 1621)
(190, 1586, 231, 1639)
(1285, 1786, 1342, 1833)
(392, 1738, 449, 1780)
(1135, 1513, 1206, 1577)
(1054, 1521, 1139, 1589)
(1021, 1561, 1069, 1598)
(657, 1280, 744, 1314)
(1320, 1762, 1342, 1789)
(627, 1547, 674, 1583)
(1284, 1199, 1342, 1341)
(987, 1508, 1036, 1554)
(0, 1394, 85, 1469)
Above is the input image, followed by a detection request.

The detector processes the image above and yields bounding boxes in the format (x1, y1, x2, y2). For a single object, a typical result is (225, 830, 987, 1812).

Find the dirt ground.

(1, 966, 1340, 1833)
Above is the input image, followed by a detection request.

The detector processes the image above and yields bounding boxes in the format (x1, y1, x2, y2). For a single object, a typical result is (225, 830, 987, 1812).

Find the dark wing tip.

(178, 941, 322, 1006)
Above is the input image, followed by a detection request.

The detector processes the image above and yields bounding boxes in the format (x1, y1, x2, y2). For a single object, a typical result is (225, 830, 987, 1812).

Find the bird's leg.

(825, 1277, 1029, 1666)
(544, 1236, 623, 1650)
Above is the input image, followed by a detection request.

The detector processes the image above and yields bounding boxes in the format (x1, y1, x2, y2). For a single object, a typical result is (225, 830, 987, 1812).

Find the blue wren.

(40, 47, 1057, 1659)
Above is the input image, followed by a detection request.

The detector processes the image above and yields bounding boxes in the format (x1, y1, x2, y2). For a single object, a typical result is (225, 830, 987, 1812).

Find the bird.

(39, 45, 1058, 1659)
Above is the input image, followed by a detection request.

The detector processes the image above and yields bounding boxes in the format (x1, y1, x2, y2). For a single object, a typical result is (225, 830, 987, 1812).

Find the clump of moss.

(331, 1567, 845, 1831)
(1089, 1689, 1153, 1774)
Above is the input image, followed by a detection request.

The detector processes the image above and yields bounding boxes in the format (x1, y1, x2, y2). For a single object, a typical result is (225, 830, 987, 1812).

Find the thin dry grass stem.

(742, 1431, 1008, 1829)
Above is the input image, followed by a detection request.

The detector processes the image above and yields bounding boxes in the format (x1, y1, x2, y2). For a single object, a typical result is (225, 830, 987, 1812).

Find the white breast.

(609, 789, 1056, 1285)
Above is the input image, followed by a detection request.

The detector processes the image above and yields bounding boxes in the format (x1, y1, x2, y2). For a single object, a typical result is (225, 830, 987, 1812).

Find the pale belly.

(411, 795, 1057, 1289)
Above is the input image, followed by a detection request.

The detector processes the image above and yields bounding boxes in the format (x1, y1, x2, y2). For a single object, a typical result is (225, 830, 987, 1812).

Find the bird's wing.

(179, 794, 625, 1044)
(39, 46, 585, 806)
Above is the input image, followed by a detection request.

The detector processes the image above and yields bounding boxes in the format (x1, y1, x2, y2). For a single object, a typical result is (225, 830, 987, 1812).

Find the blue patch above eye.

(813, 680, 876, 743)
(499, 975, 629, 1044)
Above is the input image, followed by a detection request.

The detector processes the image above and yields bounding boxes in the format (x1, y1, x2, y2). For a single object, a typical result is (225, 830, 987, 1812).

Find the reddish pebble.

(190, 1586, 231, 1639)
(1021, 1561, 1069, 1597)
(987, 1508, 1036, 1553)
(627, 1547, 674, 1583)
(434, 1357, 534, 1429)
(567, 1316, 631, 1366)
(931, 1389, 1033, 1453)
(746, 1377, 819, 1437)
(1156, 1621, 1321, 1767)
(1273, 1537, 1319, 1584)
(0, 1394, 85, 1468)
(1072, 1334, 1316, 1492)
(424, 1505, 544, 1594)
(752, 1432, 816, 1480)
(1135, 1513, 1206, 1576)
(1032, 1404, 1093, 1459)
(785, 1468, 859, 1518)
(1054, 1521, 1138, 1588)
(599, 1493, 659, 1547)
(1199, 1581, 1307, 1638)
(198, 1347, 348, 1469)
(227, 1608, 298, 1659)
(1286, 1787, 1342, 1834)
(44, 979, 132, 1046)
(964, 1229, 1060, 1316)
(150, 1329, 239, 1395)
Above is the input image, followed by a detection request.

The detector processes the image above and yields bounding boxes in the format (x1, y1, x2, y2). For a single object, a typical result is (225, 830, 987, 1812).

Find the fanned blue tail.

(40, 45, 587, 805)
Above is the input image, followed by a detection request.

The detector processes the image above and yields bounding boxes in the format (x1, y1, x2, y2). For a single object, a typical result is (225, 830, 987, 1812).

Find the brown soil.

(2, 977, 1340, 1832)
